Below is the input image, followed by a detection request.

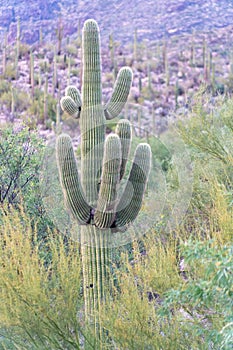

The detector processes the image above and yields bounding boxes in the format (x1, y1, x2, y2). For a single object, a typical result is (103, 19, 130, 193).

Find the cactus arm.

(104, 67, 133, 119)
(94, 134, 122, 228)
(56, 134, 92, 224)
(60, 86, 82, 118)
(65, 85, 82, 106)
(112, 143, 152, 231)
(115, 119, 132, 180)
(82, 19, 103, 107)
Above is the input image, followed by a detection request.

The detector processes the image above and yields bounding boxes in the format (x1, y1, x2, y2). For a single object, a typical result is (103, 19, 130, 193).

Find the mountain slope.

(1, 0, 233, 44)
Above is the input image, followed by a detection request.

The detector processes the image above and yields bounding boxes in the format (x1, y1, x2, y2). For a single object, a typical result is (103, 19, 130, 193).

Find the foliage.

(0, 89, 30, 113)
(0, 125, 55, 244)
(160, 239, 233, 350)
(0, 208, 96, 350)
(28, 88, 57, 124)
(177, 90, 233, 165)
(0, 80, 11, 95)
(2, 64, 17, 81)
(0, 125, 43, 206)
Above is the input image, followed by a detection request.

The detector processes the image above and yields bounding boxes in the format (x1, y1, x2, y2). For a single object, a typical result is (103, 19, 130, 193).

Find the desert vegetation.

(0, 10, 232, 350)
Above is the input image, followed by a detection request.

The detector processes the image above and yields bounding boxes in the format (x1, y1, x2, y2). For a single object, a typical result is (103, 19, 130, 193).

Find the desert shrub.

(0, 125, 43, 206)
(100, 157, 232, 349)
(28, 88, 57, 124)
(0, 80, 11, 95)
(19, 43, 31, 58)
(66, 44, 78, 56)
(160, 239, 233, 350)
(0, 208, 95, 350)
(175, 90, 233, 237)
(2, 64, 17, 81)
(0, 89, 30, 113)
(177, 90, 233, 165)
(0, 125, 54, 243)
(71, 67, 80, 77)
(100, 236, 201, 350)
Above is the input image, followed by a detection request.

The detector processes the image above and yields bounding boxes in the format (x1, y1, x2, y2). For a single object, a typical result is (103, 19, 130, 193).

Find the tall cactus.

(56, 19, 151, 330)
(29, 50, 35, 98)
(2, 32, 7, 76)
(15, 17, 20, 79)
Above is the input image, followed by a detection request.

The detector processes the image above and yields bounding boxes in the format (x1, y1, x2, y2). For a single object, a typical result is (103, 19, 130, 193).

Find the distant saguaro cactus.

(56, 19, 151, 330)
(52, 103, 62, 135)
(2, 32, 7, 76)
(56, 17, 64, 55)
(15, 17, 20, 79)
(29, 51, 35, 98)
(43, 73, 48, 125)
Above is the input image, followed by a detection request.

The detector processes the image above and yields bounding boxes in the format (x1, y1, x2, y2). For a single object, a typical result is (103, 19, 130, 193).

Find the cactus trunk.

(80, 227, 111, 325)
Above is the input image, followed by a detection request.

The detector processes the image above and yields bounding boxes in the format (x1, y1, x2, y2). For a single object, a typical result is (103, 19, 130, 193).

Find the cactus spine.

(57, 19, 151, 330)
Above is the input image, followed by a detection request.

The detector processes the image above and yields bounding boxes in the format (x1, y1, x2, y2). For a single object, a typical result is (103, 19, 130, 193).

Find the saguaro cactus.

(15, 17, 20, 79)
(29, 51, 35, 98)
(56, 19, 151, 329)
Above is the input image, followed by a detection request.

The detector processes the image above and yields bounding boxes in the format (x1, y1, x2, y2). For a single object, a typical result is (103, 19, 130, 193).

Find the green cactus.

(190, 30, 196, 67)
(52, 54, 57, 96)
(56, 17, 64, 55)
(52, 103, 62, 135)
(15, 17, 20, 79)
(56, 19, 151, 328)
(133, 28, 138, 61)
(67, 55, 71, 85)
(38, 66, 42, 89)
(11, 87, 15, 119)
(43, 73, 48, 125)
(39, 26, 43, 45)
(2, 32, 7, 76)
(29, 51, 35, 98)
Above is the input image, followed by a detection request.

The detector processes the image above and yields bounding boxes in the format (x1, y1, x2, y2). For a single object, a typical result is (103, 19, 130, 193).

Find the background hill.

(1, 0, 233, 135)
(1, 0, 233, 44)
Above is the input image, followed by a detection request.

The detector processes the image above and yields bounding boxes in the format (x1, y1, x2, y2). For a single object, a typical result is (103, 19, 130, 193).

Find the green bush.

(177, 91, 233, 164)
(0, 125, 54, 243)
(2, 64, 17, 81)
(0, 80, 11, 95)
(160, 239, 233, 350)
(0, 89, 30, 113)
(28, 88, 57, 124)
(0, 208, 93, 350)
(0, 126, 43, 206)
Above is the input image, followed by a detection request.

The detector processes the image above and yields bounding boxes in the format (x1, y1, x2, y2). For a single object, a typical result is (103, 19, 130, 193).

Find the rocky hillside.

(1, 0, 233, 45)
(1, 1, 233, 137)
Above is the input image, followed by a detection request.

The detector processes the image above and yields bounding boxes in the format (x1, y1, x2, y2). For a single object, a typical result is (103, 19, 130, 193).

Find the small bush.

(0, 125, 44, 206)
(0, 208, 90, 350)
(161, 239, 233, 350)
(0, 89, 30, 113)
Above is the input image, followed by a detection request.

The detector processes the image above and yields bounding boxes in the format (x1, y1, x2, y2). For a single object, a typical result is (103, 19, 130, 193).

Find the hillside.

(1, 1, 233, 136)
(1, 0, 233, 44)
